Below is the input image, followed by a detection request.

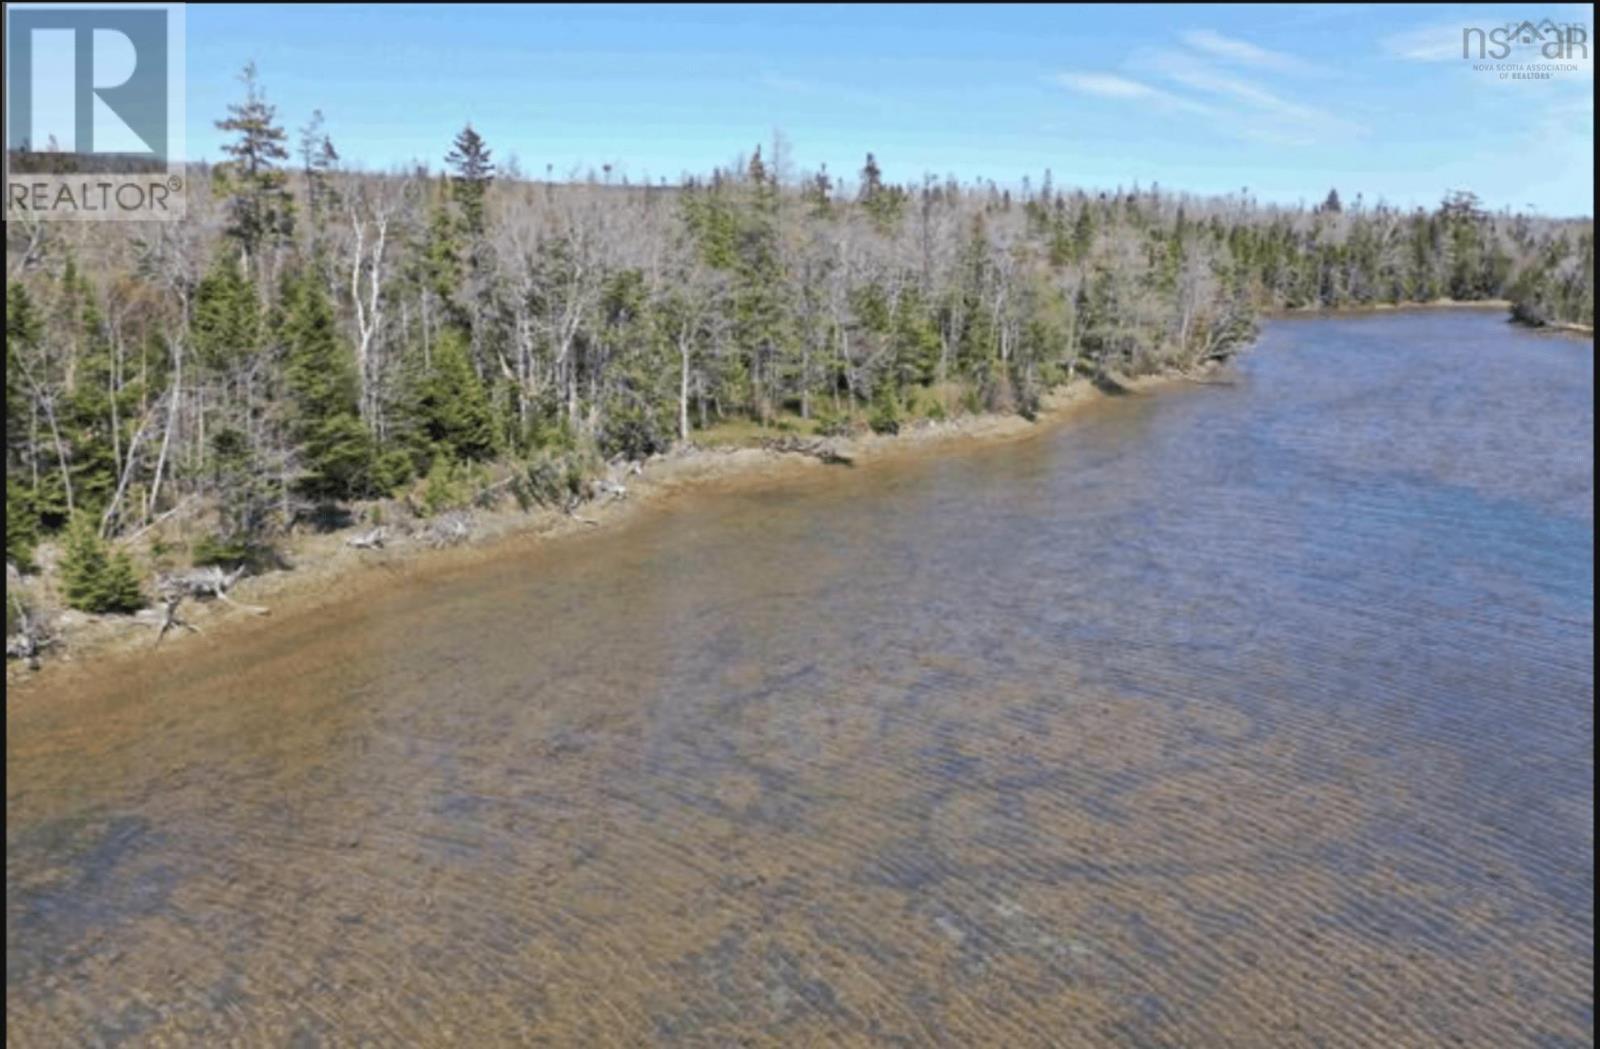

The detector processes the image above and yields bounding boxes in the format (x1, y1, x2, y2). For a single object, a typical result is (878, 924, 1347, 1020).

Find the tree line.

(5, 64, 1594, 617)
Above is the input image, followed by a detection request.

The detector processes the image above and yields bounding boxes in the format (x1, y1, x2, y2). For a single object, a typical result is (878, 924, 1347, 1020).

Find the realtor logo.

(1462, 18, 1589, 61)
(5, 3, 186, 220)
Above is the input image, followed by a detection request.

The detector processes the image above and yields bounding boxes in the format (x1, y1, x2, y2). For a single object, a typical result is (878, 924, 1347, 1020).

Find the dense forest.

(6, 65, 1595, 629)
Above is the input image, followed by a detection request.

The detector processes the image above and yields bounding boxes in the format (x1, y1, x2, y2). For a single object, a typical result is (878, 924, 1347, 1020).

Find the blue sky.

(182, 3, 1595, 215)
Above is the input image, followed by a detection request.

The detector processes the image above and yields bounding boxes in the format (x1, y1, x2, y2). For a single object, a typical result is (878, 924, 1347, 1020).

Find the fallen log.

(153, 593, 201, 645)
(424, 512, 474, 548)
(592, 477, 628, 502)
(158, 565, 269, 616)
(561, 496, 600, 527)
(759, 435, 854, 465)
(5, 598, 57, 669)
(346, 525, 388, 550)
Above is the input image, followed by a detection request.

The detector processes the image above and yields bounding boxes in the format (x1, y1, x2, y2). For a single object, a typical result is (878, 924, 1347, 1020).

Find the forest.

(5, 65, 1595, 633)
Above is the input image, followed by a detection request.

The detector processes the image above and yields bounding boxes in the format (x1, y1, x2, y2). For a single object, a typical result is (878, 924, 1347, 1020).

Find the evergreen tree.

(734, 153, 787, 422)
(407, 328, 498, 463)
(192, 254, 263, 374)
(280, 272, 374, 501)
(445, 123, 495, 239)
(62, 280, 124, 521)
(6, 283, 41, 471)
(298, 109, 340, 226)
(59, 514, 144, 614)
(1071, 204, 1095, 263)
(6, 479, 39, 572)
(215, 63, 294, 272)
(859, 152, 906, 232)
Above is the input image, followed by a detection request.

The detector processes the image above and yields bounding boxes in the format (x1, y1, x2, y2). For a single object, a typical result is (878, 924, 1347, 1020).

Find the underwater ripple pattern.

(7, 311, 1594, 1046)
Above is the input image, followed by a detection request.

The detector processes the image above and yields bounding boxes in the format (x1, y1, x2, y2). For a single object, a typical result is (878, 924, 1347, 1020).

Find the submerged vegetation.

(5, 65, 1594, 634)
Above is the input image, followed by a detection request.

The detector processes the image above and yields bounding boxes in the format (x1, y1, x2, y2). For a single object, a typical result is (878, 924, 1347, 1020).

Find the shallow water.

(7, 311, 1594, 1046)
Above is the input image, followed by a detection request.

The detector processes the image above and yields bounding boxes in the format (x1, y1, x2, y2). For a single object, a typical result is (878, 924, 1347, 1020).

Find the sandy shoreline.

(7, 368, 1197, 690)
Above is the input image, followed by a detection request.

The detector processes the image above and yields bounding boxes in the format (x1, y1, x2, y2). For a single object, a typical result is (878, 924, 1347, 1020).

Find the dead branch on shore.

(561, 496, 600, 527)
(759, 435, 854, 465)
(153, 593, 201, 645)
(591, 477, 628, 502)
(158, 564, 270, 616)
(424, 512, 474, 548)
(6, 595, 58, 669)
(345, 525, 388, 550)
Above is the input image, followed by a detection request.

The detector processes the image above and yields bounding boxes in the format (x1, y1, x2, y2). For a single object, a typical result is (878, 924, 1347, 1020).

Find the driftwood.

(760, 435, 854, 466)
(561, 496, 600, 527)
(592, 477, 628, 502)
(424, 512, 474, 548)
(154, 593, 201, 645)
(6, 598, 57, 669)
(346, 525, 388, 550)
(158, 564, 269, 616)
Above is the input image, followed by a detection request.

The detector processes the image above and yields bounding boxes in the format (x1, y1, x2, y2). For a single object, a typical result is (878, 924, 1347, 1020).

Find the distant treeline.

(5, 64, 1593, 612)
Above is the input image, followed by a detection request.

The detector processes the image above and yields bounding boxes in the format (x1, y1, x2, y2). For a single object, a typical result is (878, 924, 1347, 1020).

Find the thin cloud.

(1053, 72, 1219, 116)
(1181, 30, 1320, 74)
(1054, 31, 1366, 148)
(1151, 50, 1358, 132)
(1381, 21, 1468, 62)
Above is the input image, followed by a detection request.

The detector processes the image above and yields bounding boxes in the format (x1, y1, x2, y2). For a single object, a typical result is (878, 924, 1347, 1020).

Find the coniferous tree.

(280, 272, 374, 501)
(62, 280, 125, 523)
(406, 328, 498, 464)
(735, 148, 786, 422)
(215, 63, 294, 274)
(59, 515, 144, 614)
(298, 109, 340, 226)
(859, 152, 906, 232)
(445, 123, 495, 239)
(6, 480, 39, 572)
(192, 254, 263, 374)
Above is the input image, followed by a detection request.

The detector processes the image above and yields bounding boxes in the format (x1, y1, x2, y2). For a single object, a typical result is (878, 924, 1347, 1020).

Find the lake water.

(7, 310, 1594, 1046)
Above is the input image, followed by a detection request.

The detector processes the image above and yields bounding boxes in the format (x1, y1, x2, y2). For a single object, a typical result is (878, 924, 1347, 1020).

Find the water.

(7, 310, 1593, 1046)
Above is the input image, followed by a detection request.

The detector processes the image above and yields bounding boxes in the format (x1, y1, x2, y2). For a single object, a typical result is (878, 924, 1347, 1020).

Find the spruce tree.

(859, 152, 905, 232)
(60, 515, 145, 614)
(735, 151, 786, 422)
(64, 282, 129, 521)
(409, 329, 498, 463)
(6, 479, 39, 572)
(280, 272, 374, 501)
(298, 109, 340, 226)
(192, 254, 263, 374)
(215, 63, 294, 271)
(6, 283, 41, 482)
(445, 123, 495, 239)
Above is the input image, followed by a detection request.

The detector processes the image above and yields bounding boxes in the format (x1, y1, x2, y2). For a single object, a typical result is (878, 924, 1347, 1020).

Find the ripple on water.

(6, 312, 1594, 1045)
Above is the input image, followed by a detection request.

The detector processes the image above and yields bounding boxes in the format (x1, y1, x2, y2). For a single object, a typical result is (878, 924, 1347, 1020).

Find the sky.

(179, 3, 1595, 215)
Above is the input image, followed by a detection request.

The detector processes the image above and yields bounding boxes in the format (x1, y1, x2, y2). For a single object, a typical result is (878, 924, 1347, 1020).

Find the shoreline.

(6, 367, 1199, 690)
(1261, 298, 1513, 319)
(1263, 298, 1593, 335)
(12, 298, 1591, 690)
